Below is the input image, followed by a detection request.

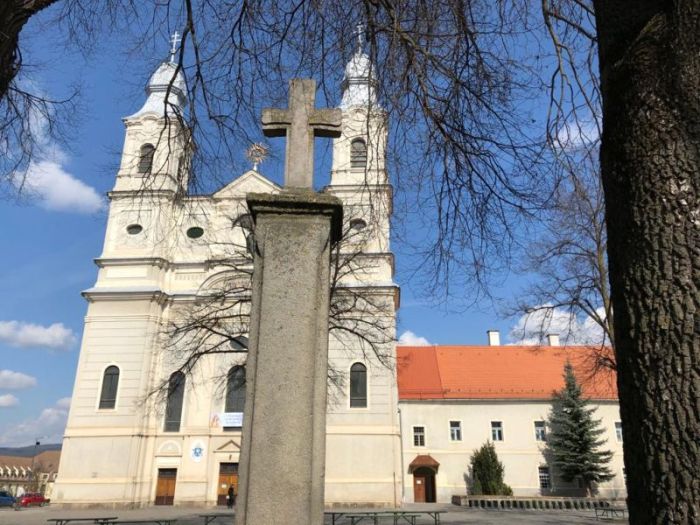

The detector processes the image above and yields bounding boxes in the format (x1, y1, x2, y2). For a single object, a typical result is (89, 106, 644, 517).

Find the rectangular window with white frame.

(538, 466, 551, 489)
(491, 421, 504, 441)
(615, 421, 623, 442)
(413, 426, 425, 447)
(534, 420, 546, 441)
(449, 420, 462, 441)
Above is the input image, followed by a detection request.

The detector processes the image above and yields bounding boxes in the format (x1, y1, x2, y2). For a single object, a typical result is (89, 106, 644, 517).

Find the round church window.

(187, 226, 204, 239)
(126, 224, 143, 235)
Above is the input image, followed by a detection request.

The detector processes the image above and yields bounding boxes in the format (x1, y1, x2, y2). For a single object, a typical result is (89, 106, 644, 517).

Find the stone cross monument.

(262, 78, 342, 187)
(235, 79, 343, 525)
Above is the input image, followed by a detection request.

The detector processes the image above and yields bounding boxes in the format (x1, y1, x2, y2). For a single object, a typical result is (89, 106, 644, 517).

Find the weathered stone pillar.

(235, 190, 342, 525)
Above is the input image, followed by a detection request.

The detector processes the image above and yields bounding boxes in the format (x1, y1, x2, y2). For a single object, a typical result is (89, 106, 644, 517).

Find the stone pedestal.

(235, 190, 343, 525)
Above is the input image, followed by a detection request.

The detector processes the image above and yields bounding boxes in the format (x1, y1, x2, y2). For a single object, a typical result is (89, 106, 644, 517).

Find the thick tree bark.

(594, 1, 700, 524)
(0, 0, 58, 100)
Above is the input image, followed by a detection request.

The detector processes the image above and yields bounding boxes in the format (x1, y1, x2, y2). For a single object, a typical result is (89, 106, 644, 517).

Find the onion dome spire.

(127, 32, 187, 119)
(340, 24, 379, 109)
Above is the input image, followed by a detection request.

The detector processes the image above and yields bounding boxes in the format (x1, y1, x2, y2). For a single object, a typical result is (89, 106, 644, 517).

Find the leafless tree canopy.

(507, 149, 615, 373)
(2, 1, 699, 522)
(153, 203, 395, 399)
(3, 0, 558, 292)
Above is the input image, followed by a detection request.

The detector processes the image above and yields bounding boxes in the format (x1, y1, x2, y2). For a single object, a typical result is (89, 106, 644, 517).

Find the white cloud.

(0, 394, 19, 408)
(508, 305, 608, 346)
(0, 320, 77, 350)
(555, 118, 600, 151)
(0, 370, 37, 389)
(23, 156, 104, 214)
(398, 330, 432, 346)
(11, 91, 104, 214)
(0, 400, 69, 446)
(56, 397, 71, 409)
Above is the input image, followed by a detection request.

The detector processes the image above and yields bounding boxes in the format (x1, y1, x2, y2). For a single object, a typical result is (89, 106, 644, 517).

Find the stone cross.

(236, 77, 344, 525)
(262, 79, 342, 188)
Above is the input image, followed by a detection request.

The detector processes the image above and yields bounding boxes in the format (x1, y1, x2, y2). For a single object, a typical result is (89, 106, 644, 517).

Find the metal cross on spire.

(261, 79, 342, 188)
(356, 23, 365, 53)
(169, 31, 181, 63)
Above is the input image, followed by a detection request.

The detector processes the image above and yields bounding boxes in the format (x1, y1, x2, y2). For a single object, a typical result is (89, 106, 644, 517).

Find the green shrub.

(469, 441, 512, 495)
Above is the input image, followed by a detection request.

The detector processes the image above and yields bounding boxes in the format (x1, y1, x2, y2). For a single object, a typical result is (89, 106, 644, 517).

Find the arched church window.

(224, 366, 246, 431)
(350, 362, 367, 408)
(230, 336, 248, 352)
(138, 144, 156, 174)
(164, 371, 186, 432)
(233, 213, 253, 231)
(233, 214, 255, 255)
(350, 139, 367, 169)
(99, 365, 120, 409)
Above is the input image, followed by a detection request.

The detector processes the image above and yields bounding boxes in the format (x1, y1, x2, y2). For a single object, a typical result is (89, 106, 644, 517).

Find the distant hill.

(0, 444, 62, 457)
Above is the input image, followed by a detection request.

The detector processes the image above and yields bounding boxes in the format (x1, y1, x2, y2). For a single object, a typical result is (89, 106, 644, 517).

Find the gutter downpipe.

(398, 406, 405, 505)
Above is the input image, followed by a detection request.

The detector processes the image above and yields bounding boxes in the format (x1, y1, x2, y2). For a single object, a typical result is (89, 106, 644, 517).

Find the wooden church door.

(217, 463, 239, 505)
(155, 468, 177, 505)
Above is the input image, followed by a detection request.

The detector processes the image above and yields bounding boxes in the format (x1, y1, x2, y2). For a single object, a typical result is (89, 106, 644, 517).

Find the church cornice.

(333, 283, 401, 310)
(82, 287, 169, 304)
(95, 257, 170, 269)
(324, 182, 392, 192)
(334, 252, 395, 277)
(323, 183, 394, 213)
(93, 257, 249, 271)
(107, 189, 178, 200)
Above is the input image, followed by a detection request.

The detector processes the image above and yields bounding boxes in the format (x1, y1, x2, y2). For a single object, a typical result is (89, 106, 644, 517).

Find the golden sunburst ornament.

(246, 143, 269, 172)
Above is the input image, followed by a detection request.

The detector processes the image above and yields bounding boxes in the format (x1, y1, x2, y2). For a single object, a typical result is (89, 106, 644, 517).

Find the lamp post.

(29, 440, 40, 492)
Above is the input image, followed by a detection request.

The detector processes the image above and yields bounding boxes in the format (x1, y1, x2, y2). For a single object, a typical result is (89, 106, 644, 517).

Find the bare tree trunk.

(0, 0, 58, 99)
(594, 2, 700, 523)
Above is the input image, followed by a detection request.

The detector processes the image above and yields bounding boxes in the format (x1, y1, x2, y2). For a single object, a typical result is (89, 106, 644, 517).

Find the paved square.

(0, 504, 627, 525)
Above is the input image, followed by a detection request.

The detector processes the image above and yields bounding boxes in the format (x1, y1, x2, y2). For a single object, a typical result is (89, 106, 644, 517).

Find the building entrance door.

(413, 467, 436, 503)
(155, 468, 177, 505)
(217, 463, 239, 506)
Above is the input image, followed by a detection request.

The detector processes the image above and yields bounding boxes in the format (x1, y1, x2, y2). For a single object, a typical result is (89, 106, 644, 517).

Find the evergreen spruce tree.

(469, 441, 512, 496)
(547, 363, 614, 496)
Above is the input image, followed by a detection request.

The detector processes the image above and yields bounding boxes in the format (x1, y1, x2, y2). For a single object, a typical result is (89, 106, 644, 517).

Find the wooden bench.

(47, 518, 118, 525)
(344, 513, 381, 524)
(415, 510, 445, 524)
(199, 513, 235, 525)
(325, 510, 446, 525)
(113, 520, 178, 525)
(390, 512, 422, 524)
(595, 506, 627, 520)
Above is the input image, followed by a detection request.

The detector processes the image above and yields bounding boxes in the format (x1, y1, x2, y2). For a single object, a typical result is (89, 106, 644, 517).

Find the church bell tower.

(113, 32, 191, 196)
(324, 26, 401, 506)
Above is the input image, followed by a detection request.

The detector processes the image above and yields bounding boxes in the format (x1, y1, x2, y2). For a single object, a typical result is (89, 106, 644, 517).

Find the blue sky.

(0, 12, 586, 447)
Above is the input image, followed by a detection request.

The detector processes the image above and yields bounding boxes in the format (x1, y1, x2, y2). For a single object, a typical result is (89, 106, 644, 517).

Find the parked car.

(0, 491, 15, 507)
(18, 493, 47, 507)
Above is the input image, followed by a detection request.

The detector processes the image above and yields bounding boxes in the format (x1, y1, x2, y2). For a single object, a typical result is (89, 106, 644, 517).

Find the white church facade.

(53, 40, 626, 509)
(53, 42, 402, 508)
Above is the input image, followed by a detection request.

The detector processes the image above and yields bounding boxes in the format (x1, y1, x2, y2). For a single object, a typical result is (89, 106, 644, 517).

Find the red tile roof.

(397, 345, 617, 401)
